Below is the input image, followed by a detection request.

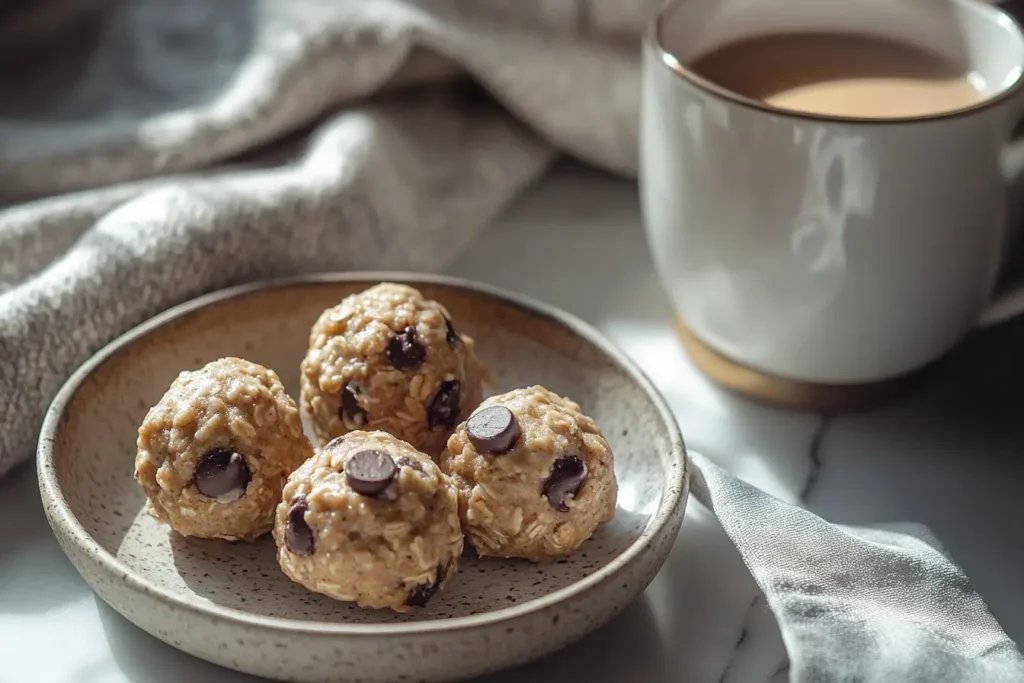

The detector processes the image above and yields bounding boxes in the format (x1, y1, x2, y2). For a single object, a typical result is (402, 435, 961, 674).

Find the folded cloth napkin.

(1, 2, 1021, 682)
(692, 453, 1024, 683)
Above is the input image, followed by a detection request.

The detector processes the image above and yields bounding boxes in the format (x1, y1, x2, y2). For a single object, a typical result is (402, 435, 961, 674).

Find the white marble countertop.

(3, 161, 1022, 683)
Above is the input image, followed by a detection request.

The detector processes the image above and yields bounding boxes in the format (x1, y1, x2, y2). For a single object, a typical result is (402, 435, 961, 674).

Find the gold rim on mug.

(646, 0, 1024, 125)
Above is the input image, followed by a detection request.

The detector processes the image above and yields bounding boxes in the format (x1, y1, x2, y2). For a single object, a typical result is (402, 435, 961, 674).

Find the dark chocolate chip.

(394, 455, 424, 474)
(406, 579, 438, 607)
(345, 449, 398, 496)
(428, 380, 461, 428)
(406, 562, 447, 607)
(286, 496, 314, 554)
(340, 385, 367, 426)
(445, 317, 461, 348)
(194, 449, 251, 502)
(542, 455, 589, 512)
(466, 406, 520, 454)
(325, 436, 347, 450)
(386, 326, 426, 371)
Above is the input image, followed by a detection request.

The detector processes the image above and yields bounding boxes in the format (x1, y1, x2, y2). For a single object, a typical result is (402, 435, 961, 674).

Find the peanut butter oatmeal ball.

(441, 386, 617, 561)
(134, 358, 313, 541)
(274, 430, 463, 611)
(300, 283, 486, 457)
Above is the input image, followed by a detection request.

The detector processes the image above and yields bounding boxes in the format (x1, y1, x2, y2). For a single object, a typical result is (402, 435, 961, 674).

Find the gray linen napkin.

(693, 453, 1024, 683)
(1, 2, 1021, 682)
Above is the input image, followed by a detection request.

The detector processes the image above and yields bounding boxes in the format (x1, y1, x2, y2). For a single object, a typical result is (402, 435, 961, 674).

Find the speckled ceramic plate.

(38, 273, 689, 683)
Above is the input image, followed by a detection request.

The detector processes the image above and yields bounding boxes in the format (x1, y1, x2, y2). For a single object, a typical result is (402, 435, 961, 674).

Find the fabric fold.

(691, 452, 1024, 683)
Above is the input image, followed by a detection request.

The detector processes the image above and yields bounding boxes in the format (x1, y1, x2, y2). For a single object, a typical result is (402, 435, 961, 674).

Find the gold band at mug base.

(675, 319, 926, 413)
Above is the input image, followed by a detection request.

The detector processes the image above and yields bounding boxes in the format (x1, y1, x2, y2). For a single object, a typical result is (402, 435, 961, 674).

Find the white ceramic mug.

(641, 0, 1024, 385)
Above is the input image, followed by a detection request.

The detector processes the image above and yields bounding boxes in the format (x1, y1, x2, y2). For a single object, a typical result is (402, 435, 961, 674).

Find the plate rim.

(37, 271, 689, 637)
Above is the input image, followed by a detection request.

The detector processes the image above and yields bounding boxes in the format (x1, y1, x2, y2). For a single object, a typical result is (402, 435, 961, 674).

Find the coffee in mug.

(689, 32, 984, 118)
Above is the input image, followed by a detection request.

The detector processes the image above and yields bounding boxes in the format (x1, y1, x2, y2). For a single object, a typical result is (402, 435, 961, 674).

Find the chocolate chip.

(394, 455, 424, 474)
(466, 406, 520, 454)
(542, 455, 589, 512)
(406, 562, 447, 607)
(286, 496, 314, 554)
(406, 579, 438, 607)
(325, 436, 346, 450)
(340, 385, 367, 426)
(386, 326, 426, 371)
(194, 449, 251, 502)
(445, 317, 461, 348)
(428, 380, 461, 428)
(345, 449, 398, 496)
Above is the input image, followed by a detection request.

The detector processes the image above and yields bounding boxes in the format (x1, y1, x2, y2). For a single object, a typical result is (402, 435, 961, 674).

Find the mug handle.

(979, 136, 1024, 327)
(978, 284, 1024, 326)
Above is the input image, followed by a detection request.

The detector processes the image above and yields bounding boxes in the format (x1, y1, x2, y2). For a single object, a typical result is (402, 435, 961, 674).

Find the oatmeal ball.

(274, 430, 464, 611)
(300, 283, 486, 457)
(441, 386, 617, 561)
(134, 358, 313, 541)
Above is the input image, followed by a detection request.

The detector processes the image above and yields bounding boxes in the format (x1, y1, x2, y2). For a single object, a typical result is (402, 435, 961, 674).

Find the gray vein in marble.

(712, 408, 832, 681)
(799, 416, 831, 502)
(719, 595, 762, 683)
(716, 590, 790, 683)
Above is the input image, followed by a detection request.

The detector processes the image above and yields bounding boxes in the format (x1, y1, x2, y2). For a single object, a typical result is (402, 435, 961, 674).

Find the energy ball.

(441, 386, 617, 561)
(274, 430, 464, 611)
(135, 358, 312, 541)
(300, 283, 486, 457)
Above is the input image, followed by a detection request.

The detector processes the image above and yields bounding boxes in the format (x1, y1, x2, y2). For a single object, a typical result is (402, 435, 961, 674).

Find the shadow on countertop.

(96, 597, 266, 683)
(914, 310, 1024, 426)
(0, 461, 92, 614)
